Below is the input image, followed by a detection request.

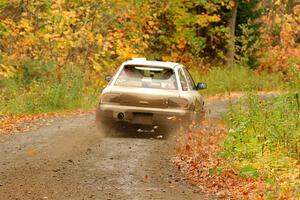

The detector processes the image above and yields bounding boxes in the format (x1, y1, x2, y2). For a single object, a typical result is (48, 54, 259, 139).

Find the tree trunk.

(287, 0, 300, 13)
(226, 0, 238, 67)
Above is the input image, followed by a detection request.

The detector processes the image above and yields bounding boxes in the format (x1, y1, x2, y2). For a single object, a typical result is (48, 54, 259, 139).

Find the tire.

(97, 120, 114, 136)
(96, 108, 114, 136)
(158, 123, 181, 136)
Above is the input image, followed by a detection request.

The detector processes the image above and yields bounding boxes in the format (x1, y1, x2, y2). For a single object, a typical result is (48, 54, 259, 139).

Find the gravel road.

(0, 99, 229, 200)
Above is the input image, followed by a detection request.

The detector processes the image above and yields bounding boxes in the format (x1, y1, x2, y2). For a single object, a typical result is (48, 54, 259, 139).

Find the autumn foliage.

(0, 1, 299, 199)
(257, 1, 300, 75)
(0, 0, 299, 80)
(174, 120, 266, 199)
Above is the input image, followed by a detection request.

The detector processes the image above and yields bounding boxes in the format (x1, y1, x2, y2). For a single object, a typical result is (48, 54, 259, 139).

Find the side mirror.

(196, 82, 207, 90)
(105, 75, 112, 82)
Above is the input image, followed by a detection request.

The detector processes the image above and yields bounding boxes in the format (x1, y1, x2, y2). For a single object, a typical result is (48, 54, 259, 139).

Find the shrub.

(190, 66, 284, 96)
(0, 66, 99, 114)
(222, 92, 300, 197)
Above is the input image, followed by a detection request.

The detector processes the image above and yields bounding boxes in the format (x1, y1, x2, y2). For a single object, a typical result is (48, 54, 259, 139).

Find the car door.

(176, 66, 197, 121)
(182, 67, 204, 119)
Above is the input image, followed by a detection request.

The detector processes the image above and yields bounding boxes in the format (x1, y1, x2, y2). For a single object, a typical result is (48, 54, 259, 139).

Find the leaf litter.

(173, 120, 266, 199)
(0, 109, 95, 134)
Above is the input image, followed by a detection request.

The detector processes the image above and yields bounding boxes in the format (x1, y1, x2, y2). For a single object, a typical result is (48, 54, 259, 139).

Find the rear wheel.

(158, 122, 181, 136)
(96, 108, 114, 136)
(96, 119, 114, 136)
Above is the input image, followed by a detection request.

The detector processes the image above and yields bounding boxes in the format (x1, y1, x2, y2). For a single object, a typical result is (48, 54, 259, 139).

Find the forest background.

(1, 1, 300, 198)
(0, 0, 299, 113)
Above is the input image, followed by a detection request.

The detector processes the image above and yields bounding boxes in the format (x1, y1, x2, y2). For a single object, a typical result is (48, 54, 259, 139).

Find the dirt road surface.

(0, 99, 228, 200)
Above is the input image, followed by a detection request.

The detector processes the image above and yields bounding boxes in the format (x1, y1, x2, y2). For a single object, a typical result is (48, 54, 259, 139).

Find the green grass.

(0, 65, 288, 115)
(0, 67, 99, 114)
(190, 66, 285, 96)
(221, 92, 300, 198)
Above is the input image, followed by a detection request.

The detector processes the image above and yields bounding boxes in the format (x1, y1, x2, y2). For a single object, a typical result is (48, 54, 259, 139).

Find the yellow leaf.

(143, 34, 150, 39)
(27, 148, 34, 156)
(285, 23, 292, 32)
(148, 20, 155, 26)
(274, 15, 281, 24)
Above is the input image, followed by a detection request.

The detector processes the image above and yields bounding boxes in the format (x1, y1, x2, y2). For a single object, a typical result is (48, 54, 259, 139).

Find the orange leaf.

(27, 148, 34, 156)
(186, 144, 191, 154)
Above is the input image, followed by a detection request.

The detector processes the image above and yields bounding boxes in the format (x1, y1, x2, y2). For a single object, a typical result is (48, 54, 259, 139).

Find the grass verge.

(221, 92, 300, 199)
(174, 92, 300, 199)
(0, 65, 288, 115)
(0, 67, 99, 115)
(174, 120, 266, 199)
(191, 66, 285, 96)
(0, 65, 290, 115)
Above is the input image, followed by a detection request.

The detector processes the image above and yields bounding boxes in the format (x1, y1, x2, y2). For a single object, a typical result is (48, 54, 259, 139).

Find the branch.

(287, 0, 300, 13)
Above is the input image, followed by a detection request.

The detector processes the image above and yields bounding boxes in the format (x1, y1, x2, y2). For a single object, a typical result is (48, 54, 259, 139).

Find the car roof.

(123, 58, 180, 69)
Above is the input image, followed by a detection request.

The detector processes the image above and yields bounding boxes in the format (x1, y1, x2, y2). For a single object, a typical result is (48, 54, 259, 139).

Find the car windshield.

(114, 65, 178, 90)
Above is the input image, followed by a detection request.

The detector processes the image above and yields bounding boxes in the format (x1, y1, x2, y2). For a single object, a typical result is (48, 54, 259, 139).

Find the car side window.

(178, 69, 188, 91)
(183, 68, 196, 90)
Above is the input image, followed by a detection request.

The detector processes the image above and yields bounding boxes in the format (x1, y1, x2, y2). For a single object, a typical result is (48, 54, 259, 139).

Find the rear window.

(114, 65, 178, 90)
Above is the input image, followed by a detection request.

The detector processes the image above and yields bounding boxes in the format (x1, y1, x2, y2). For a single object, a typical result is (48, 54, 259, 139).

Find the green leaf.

(209, 167, 223, 176)
(0, 0, 8, 8)
(239, 165, 259, 178)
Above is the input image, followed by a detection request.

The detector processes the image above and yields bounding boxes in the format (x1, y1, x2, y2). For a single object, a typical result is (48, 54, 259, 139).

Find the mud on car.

(96, 58, 207, 135)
